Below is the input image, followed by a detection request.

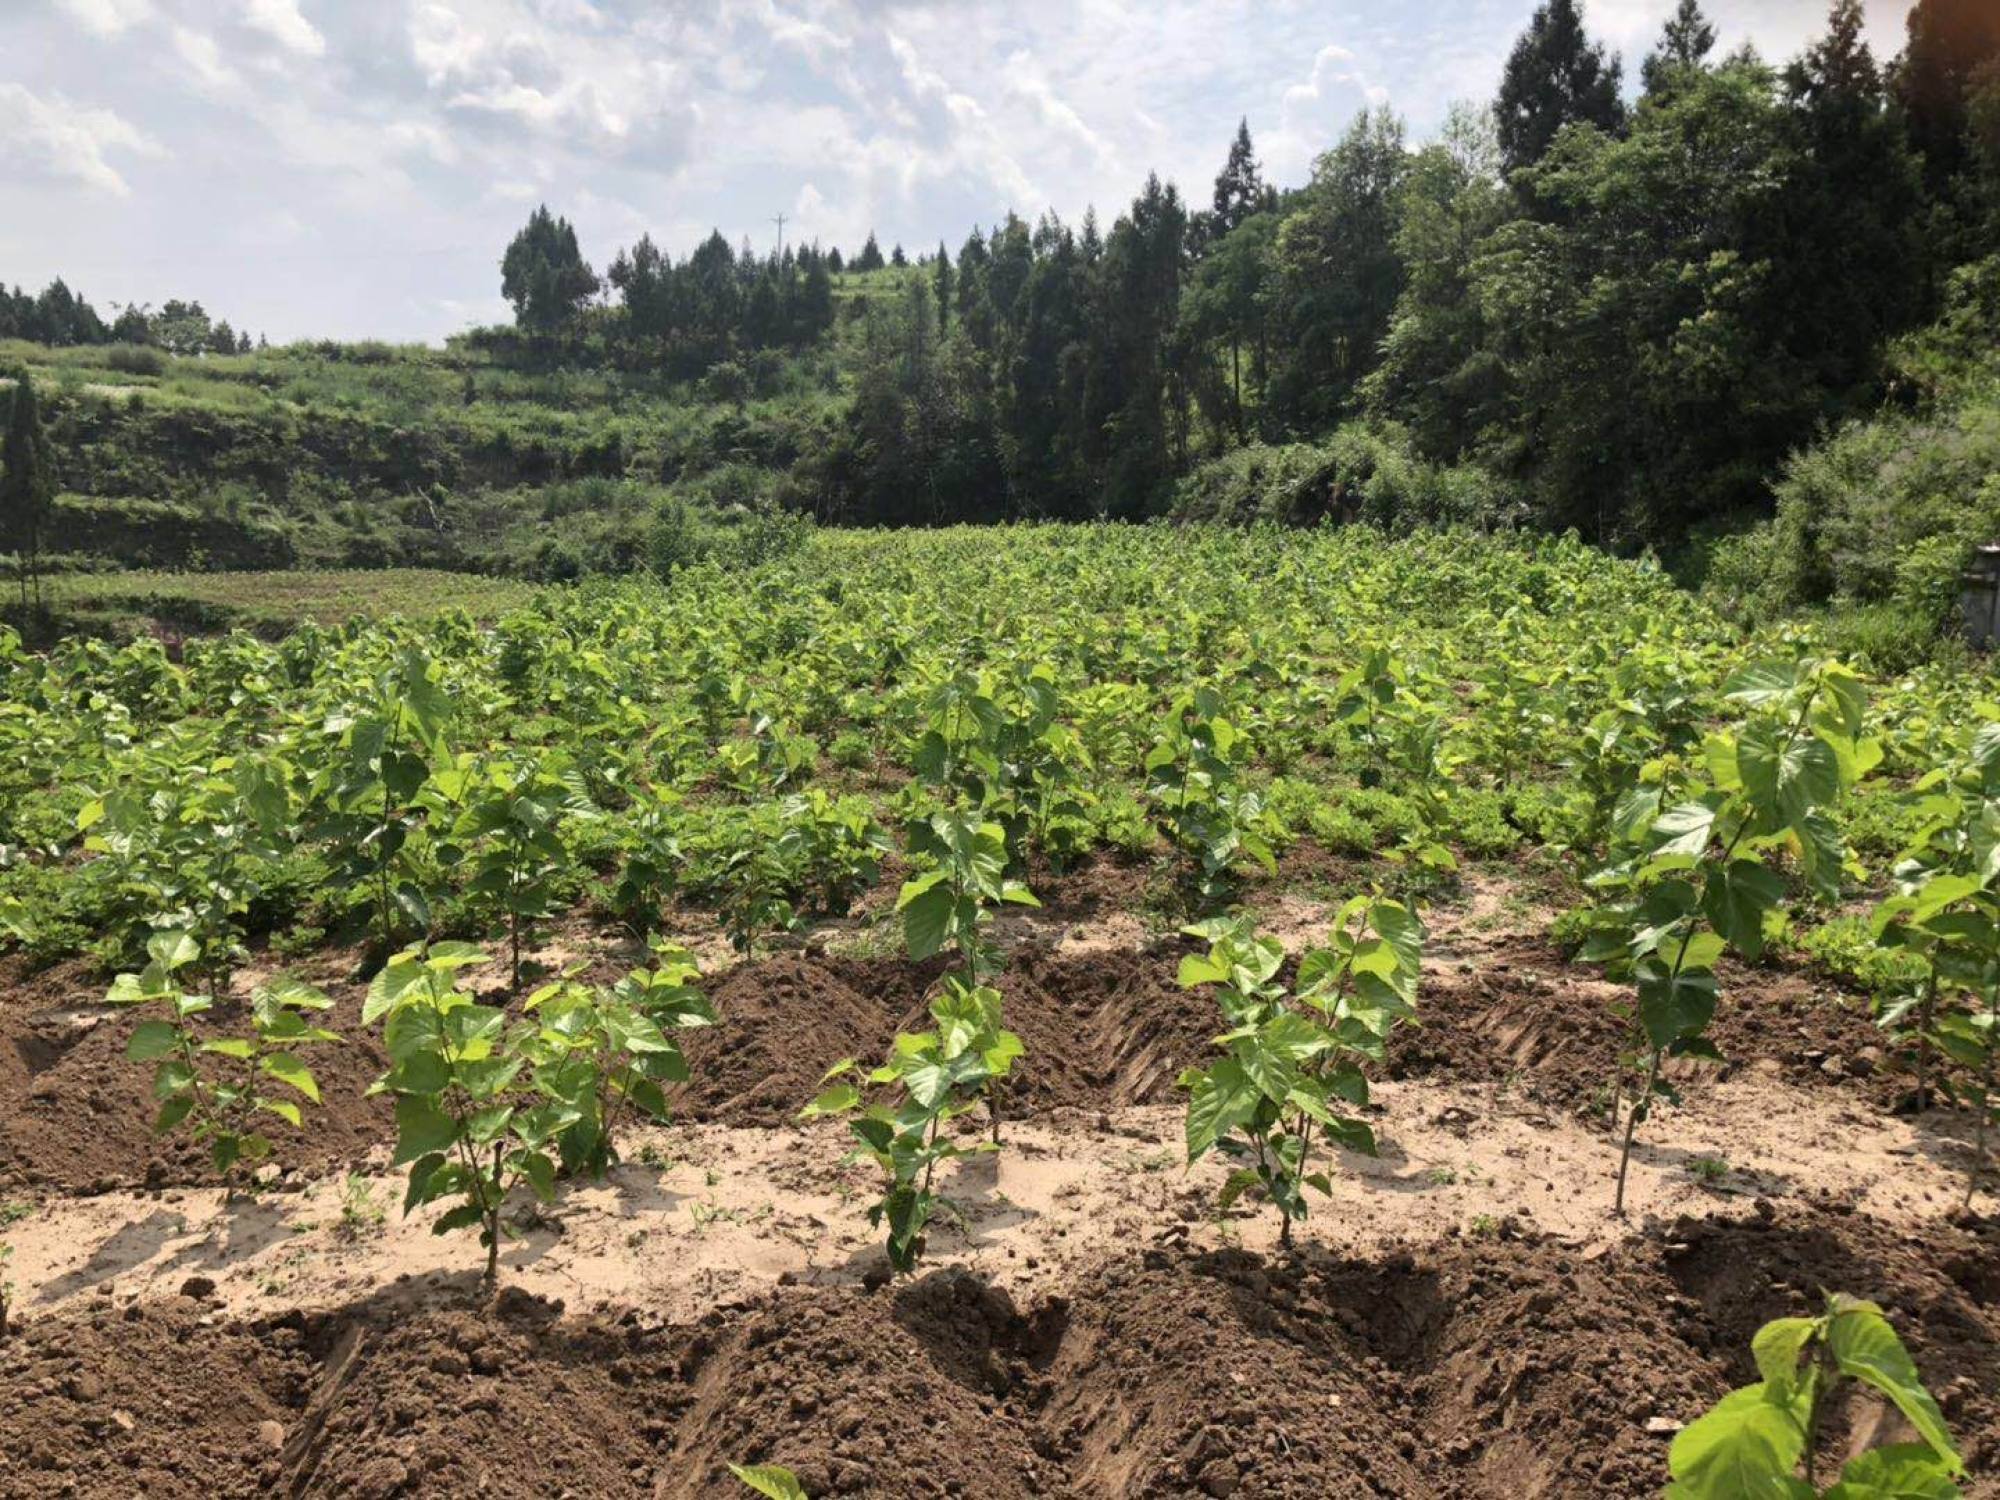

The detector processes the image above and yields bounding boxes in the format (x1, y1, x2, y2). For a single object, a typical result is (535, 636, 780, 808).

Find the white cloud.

(171, 26, 242, 97)
(54, 0, 154, 40)
(0, 83, 161, 196)
(242, 0, 327, 59)
(1268, 44, 1389, 180)
(1003, 49, 1115, 168)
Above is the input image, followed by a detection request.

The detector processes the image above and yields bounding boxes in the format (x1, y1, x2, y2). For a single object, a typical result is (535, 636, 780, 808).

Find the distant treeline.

(489, 0, 2000, 548)
(480, 206, 837, 379)
(0, 280, 255, 356)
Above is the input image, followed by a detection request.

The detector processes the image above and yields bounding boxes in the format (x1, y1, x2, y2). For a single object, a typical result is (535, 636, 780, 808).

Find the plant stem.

(1915, 963, 1938, 1113)
(1614, 1047, 1662, 1217)
(485, 1141, 503, 1283)
(1970, 982, 1998, 1211)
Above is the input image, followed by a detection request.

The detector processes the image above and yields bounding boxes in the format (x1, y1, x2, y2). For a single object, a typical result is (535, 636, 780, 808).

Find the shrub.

(100, 345, 168, 377)
(646, 493, 704, 576)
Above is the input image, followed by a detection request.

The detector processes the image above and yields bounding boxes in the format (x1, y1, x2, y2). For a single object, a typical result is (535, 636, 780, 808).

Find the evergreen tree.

(855, 233, 886, 272)
(933, 241, 954, 333)
(827, 246, 845, 273)
(1641, 0, 1717, 100)
(1778, 0, 1929, 397)
(1265, 108, 1410, 431)
(1897, 0, 2000, 194)
(1364, 102, 1515, 460)
(500, 205, 600, 337)
(0, 372, 55, 613)
(1495, 0, 1626, 176)
(890, 243, 909, 268)
(1211, 118, 1265, 238)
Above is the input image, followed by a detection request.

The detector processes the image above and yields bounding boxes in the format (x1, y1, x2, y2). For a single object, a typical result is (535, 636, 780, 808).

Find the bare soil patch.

(2, 1204, 1992, 1498)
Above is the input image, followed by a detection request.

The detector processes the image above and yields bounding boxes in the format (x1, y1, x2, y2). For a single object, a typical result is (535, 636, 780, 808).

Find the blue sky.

(1, 0, 1908, 343)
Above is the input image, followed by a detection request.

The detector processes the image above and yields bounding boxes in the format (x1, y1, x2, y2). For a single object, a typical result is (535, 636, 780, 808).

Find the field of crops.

(40, 567, 542, 635)
(0, 525, 1995, 1497)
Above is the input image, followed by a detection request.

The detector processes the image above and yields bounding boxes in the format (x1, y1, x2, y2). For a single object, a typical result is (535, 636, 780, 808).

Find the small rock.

(111, 1410, 136, 1434)
(256, 1420, 286, 1451)
(1645, 1417, 1683, 1436)
(1196, 1458, 1240, 1497)
(178, 1275, 217, 1300)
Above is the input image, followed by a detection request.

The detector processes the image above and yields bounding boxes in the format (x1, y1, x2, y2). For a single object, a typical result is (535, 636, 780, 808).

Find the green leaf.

(517, 1149, 557, 1203)
(1637, 961, 1718, 1050)
(125, 1020, 181, 1062)
(728, 1464, 809, 1500)
(153, 1093, 195, 1134)
(1665, 1383, 1810, 1498)
(1822, 1444, 1962, 1499)
(1739, 724, 1840, 828)
(1825, 1299, 1963, 1475)
(1183, 1056, 1260, 1163)
(1702, 860, 1785, 960)
(391, 1097, 459, 1165)
(146, 929, 200, 972)
(1653, 802, 1718, 859)
(1750, 1317, 1816, 1402)
(899, 882, 956, 961)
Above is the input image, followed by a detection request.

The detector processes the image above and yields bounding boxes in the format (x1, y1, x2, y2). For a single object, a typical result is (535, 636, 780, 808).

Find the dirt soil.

(2, 869, 1996, 1497)
(1, 1204, 1993, 1498)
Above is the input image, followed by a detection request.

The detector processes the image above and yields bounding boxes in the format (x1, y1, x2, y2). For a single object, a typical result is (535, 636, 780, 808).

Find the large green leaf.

(126, 1020, 181, 1062)
(1702, 860, 1785, 959)
(1637, 961, 1718, 1049)
(1822, 1444, 1962, 1499)
(391, 1096, 459, 1164)
(1183, 1056, 1260, 1163)
(1825, 1300, 1963, 1476)
(1665, 1383, 1811, 1498)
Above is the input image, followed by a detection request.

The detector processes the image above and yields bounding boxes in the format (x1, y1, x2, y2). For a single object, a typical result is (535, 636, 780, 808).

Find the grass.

(40, 567, 541, 630)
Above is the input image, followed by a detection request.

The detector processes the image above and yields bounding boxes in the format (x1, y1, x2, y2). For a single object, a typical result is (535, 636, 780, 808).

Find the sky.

(0, 0, 1913, 344)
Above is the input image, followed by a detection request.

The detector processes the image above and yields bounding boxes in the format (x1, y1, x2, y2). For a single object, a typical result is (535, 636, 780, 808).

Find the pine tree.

(500, 205, 600, 337)
(1778, 0, 1928, 396)
(933, 240, 954, 333)
(1211, 118, 1265, 237)
(855, 233, 885, 272)
(1641, 0, 1717, 99)
(0, 372, 55, 613)
(1896, 0, 2000, 195)
(1495, 0, 1626, 175)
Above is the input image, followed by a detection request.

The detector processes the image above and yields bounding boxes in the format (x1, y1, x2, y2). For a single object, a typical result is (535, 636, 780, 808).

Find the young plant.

(1666, 1294, 1963, 1497)
(799, 980, 1022, 1274)
(316, 648, 452, 957)
(1578, 659, 1870, 1215)
(1144, 687, 1274, 912)
(1176, 901, 1423, 1247)
(898, 809, 1037, 1138)
(518, 941, 716, 1178)
(608, 783, 683, 933)
(1873, 719, 2000, 1200)
(451, 756, 588, 992)
(109, 929, 338, 1189)
(367, 942, 580, 1282)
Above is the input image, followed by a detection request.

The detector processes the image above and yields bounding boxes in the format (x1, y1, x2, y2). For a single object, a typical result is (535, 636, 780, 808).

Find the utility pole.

(771, 212, 787, 258)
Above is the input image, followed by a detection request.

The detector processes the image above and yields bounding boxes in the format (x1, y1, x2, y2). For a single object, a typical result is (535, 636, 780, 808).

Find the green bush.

(1737, 256, 2000, 636)
(1170, 424, 1523, 530)
(647, 493, 704, 576)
